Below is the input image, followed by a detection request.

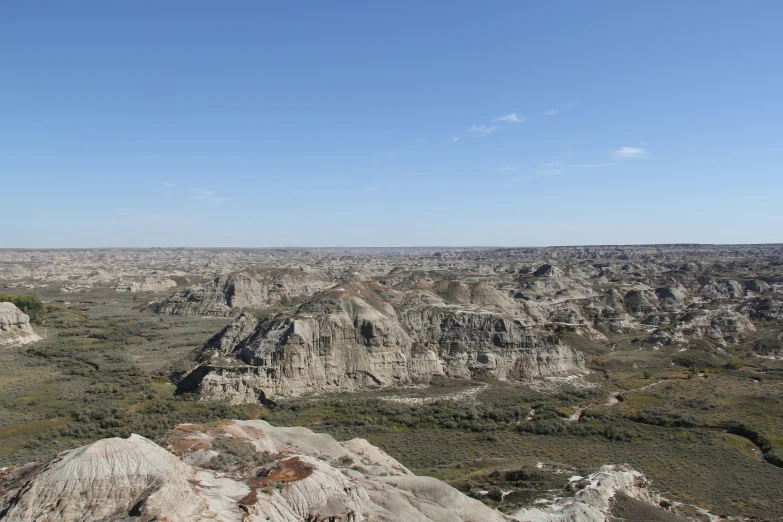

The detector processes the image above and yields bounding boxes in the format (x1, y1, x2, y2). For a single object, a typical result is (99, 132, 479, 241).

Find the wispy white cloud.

(539, 161, 615, 169)
(192, 188, 229, 203)
(498, 165, 520, 171)
(467, 125, 499, 136)
(614, 146, 648, 158)
(163, 181, 174, 188)
(364, 186, 380, 192)
(545, 101, 576, 116)
(577, 163, 615, 168)
(517, 169, 564, 181)
(447, 136, 460, 143)
(192, 188, 216, 200)
(114, 211, 196, 226)
(494, 113, 526, 123)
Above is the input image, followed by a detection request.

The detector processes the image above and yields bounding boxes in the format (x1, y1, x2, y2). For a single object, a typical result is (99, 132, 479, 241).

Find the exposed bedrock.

(0, 302, 40, 347)
(181, 283, 585, 403)
(0, 420, 704, 522)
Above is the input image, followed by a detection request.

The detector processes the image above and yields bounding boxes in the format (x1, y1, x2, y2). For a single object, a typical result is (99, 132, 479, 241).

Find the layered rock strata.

(180, 282, 585, 403)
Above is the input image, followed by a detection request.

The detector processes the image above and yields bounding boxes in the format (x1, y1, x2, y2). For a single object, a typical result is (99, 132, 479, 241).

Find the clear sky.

(2, 1, 781, 247)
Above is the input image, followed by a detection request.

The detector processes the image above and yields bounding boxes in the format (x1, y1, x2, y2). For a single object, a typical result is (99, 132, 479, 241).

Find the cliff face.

(0, 302, 40, 347)
(182, 282, 585, 403)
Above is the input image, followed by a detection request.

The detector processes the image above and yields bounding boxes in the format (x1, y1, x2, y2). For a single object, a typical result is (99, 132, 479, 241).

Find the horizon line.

(0, 242, 781, 251)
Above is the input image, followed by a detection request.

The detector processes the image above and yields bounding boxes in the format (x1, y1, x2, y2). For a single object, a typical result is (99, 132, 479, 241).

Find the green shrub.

(0, 294, 47, 324)
(766, 449, 783, 467)
(725, 358, 745, 370)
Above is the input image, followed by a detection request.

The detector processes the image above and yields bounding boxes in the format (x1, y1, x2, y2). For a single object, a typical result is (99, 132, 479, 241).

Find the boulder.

(0, 302, 40, 347)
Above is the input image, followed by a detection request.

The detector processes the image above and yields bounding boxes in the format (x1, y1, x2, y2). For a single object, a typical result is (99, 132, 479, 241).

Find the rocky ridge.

(181, 280, 586, 402)
(152, 268, 333, 316)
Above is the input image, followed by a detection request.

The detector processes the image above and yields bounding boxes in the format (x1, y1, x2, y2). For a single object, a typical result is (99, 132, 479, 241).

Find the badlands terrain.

(0, 245, 782, 520)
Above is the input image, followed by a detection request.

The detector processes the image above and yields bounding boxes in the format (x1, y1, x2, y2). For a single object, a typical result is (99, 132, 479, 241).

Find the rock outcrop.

(0, 420, 506, 522)
(0, 302, 40, 347)
(0, 420, 702, 522)
(0, 434, 205, 521)
(180, 282, 585, 403)
(510, 465, 666, 522)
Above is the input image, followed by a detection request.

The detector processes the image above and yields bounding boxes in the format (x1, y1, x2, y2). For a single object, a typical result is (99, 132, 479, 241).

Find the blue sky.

(2, 1, 781, 247)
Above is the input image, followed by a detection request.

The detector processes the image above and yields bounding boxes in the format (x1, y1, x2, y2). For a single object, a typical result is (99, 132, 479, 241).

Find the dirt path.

(380, 383, 489, 405)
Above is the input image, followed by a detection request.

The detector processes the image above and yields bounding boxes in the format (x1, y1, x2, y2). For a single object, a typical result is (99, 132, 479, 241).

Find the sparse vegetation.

(0, 290, 246, 465)
(203, 436, 276, 470)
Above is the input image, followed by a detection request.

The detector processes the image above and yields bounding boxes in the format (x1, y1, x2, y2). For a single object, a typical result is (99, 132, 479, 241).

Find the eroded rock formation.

(179, 281, 585, 403)
(0, 420, 702, 522)
(0, 302, 40, 347)
(0, 420, 506, 522)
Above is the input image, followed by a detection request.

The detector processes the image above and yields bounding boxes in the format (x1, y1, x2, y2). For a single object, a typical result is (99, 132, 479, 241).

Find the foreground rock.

(0, 420, 505, 522)
(179, 282, 585, 402)
(0, 302, 40, 347)
(0, 420, 702, 522)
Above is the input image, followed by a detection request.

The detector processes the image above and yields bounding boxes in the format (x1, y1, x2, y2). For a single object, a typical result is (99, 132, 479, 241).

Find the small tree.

(0, 294, 47, 324)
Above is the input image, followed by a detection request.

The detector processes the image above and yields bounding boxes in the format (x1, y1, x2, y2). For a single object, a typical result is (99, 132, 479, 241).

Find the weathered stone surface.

(0, 302, 40, 347)
(0, 420, 700, 522)
(0, 434, 207, 522)
(183, 282, 585, 402)
(510, 465, 662, 522)
(0, 420, 506, 522)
